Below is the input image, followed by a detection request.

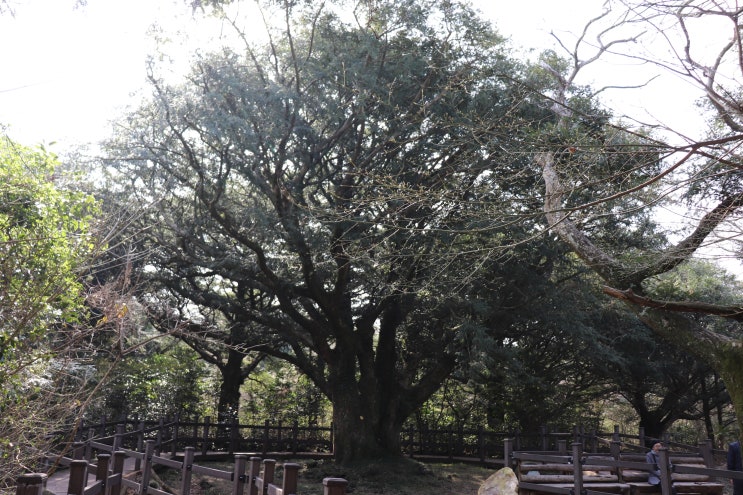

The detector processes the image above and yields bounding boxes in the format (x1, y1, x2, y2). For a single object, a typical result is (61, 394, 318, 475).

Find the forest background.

(2, 0, 743, 490)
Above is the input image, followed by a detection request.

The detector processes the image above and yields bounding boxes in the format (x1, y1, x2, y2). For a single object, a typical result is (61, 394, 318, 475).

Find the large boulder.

(479, 466, 519, 495)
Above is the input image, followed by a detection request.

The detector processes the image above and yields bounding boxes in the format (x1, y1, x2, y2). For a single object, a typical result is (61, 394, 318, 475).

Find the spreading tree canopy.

(102, 0, 562, 462)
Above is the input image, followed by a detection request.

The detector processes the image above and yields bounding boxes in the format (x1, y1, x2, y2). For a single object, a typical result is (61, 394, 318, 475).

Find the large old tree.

(104, 0, 546, 462)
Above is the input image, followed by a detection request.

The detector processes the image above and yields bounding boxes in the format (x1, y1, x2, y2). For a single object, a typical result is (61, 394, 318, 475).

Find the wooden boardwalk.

(44, 456, 137, 495)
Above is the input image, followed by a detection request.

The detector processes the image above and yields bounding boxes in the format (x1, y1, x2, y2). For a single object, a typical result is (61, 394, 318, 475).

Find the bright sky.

(2, 0, 739, 272)
(0, 0, 708, 151)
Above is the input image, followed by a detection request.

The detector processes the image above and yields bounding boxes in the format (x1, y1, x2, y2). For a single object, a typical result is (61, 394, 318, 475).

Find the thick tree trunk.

(331, 378, 388, 463)
(217, 348, 246, 422)
(329, 349, 406, 464)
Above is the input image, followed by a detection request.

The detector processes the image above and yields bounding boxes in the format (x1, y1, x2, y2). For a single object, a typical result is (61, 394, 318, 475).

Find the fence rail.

(20, 418, 731, 494)
(52, 416, 721, 465)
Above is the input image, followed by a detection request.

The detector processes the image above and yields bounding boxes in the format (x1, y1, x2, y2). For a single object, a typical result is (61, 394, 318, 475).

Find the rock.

(479, 466, 519, 495)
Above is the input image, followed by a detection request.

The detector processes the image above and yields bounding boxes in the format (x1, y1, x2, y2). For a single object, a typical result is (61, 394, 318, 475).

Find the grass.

(158, 456, 494, 495)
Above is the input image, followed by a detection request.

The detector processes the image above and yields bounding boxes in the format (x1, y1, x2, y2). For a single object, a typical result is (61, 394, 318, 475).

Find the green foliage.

(241, 358, 330, 425)
(0, 135, 100, 487)
(91, 340, 211, 421)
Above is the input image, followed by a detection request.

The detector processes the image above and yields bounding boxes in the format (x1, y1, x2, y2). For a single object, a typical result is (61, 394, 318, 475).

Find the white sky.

(0, 0, 711, 150)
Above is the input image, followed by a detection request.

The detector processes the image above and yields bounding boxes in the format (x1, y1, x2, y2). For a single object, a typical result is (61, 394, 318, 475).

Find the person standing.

(646, 442, 676, 495)
(728, 440, 743, 495)
(646, 442, 663, 488)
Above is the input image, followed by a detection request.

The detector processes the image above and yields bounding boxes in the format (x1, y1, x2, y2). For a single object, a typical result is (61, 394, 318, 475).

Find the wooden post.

(232, 454, 248, 495)
(658, 446, 673, 495)
(281, 463, 300, 495)
(572, 442, 584, 495)
(589, 429, 598, 452)
(247, 457, 261, 495)
(15, 473, 47, 495)
(540, 425, 548, 451)
(73, 441, 86, 460)
(613, 425, 620, 442)
(230, 416, 240, 455)
(329, 421, 334, 455)
(478, 425, 485, 462)
(135, 420, 145, 471)
(67, 459, 89, 495)
(202, 417, 211, 456)
(257, 459, 276, 495)
(155, 417, 164, 456)
(639, 426, 646, 447)
(699, 439, 714, 468)
(292, 421, 299, 455)
(95, 454, 111, 489)
(114, 424, 125, 451)
(263, 420, 270, 455)
(281, 462, 299, 495)
(514, 428, 521, 451)
(558, 439, 567, 454)
(323, 477, 348, 495)
(503, 438, 513, 469)
(139, 440, 155, 495)
(172, 415, 180, 458)
(180, 447, 195, 495)
(110, 451, 127, 495)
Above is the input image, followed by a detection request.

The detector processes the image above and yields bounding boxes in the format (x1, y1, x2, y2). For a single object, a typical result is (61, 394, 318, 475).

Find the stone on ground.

(478, 466, 518, 495)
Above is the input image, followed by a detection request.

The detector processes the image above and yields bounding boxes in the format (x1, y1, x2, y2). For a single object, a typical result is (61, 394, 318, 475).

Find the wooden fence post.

(110, 450, 127, 495)
(247, 457, 261, 495)
(639, 426, 646, 447)
(478, 426, 485, 462)
(281, 463, 300, 495)
(540, 425, 548, 451)
(232, 454, 248, 495)
(230, 417, 240, 455)
(323, 477, 348, 495)
(503, 438, 513, 469)
(699, 439, 714, 468)
(67, 459, 89, 495)
(15, 473, 47, 495)
(259, 459, 276, 495)
(659, 447, 673, 495)
(172, 415, 180, 458)
(155, 418, 164, 456)
(202, 417, 211, 456)
(114, 424, 125, 452)
(180, 447, 195, 495)
(95, 454, 111, 492)
(292, 421, 299, 455)
(572, 442, 584, 495)
(613, 425, 620, 442)
(329, 422, 334, 455)
(263, 420, 270, 455)
(73, 441, 85, 460)
(139, 440, 156, 495)
(135, 420, 145, 471)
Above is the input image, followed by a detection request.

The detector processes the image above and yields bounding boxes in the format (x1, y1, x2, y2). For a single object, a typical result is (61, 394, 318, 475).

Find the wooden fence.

(18, 418, 732, 494)
(18, 440, 348, 495)
(54, 416, 714, 466)
(502, 438, 742, 495)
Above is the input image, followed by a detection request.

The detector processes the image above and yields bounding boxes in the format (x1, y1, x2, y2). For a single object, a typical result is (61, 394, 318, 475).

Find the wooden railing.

(59, 417, 700, 464)
(19, 418, 731, 494)
(17, 440, 348, 495)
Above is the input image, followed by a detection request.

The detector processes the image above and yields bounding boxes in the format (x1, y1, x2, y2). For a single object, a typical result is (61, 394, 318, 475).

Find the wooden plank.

(521, 475, 620, 483)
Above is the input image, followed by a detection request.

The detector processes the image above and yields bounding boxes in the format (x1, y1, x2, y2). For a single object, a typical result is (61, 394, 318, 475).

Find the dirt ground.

(152, 457, 494, 495)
